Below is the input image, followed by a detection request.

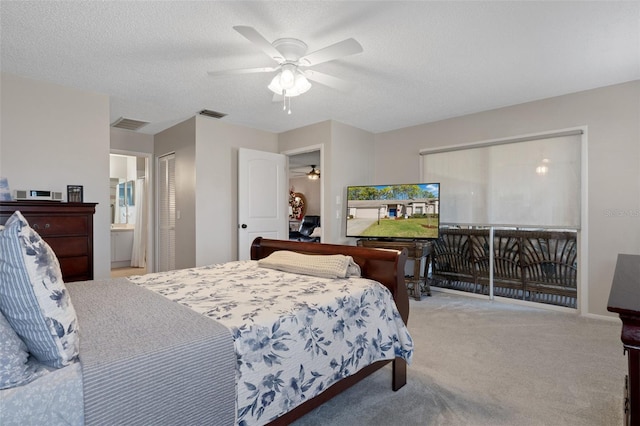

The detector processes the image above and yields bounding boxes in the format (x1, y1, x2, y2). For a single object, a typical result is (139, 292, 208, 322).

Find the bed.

(0, 210, 412, 426)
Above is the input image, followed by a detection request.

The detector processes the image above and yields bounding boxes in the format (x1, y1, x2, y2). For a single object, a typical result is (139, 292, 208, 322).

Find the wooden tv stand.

(357, 239, 433, 300)
(607, 254, 640, 426)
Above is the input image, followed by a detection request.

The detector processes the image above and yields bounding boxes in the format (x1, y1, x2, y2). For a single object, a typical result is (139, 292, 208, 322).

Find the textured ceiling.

(1, 1, 638, 135)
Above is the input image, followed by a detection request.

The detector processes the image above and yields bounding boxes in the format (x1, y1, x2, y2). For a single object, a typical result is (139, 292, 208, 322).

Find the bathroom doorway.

(109, 151, 152, 277)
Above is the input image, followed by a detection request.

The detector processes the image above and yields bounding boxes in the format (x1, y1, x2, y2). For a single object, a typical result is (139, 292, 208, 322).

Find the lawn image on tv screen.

(346, 183, 440, 239)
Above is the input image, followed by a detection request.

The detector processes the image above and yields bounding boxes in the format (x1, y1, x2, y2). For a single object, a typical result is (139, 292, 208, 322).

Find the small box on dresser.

(0, 201, 97, 282)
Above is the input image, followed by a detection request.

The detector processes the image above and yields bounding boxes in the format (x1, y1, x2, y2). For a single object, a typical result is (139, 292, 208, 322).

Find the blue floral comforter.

(130, 260, 413, 426)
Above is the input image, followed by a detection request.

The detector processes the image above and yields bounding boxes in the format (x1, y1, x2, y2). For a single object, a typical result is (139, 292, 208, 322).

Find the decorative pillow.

(309, 227, 322, 238)
(258, 250, 361, 279)
(0, 211, 79, 368)
(0, 310, 46, 389)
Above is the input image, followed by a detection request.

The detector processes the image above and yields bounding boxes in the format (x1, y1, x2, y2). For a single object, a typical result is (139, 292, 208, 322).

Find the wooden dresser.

(607, 254, 640, 426)
(1, 201, 97, 282)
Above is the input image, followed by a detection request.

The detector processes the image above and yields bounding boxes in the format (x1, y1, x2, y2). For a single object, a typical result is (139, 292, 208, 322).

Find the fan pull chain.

(280, 90, 292, 115)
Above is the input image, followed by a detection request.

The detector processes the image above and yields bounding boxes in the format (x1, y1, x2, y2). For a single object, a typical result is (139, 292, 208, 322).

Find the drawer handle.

(32, 223, 51, 230)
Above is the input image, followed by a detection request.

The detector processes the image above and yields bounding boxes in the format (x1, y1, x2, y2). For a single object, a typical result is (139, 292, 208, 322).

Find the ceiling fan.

(307, 165, 320, 180)
(208, 26, 363, 113)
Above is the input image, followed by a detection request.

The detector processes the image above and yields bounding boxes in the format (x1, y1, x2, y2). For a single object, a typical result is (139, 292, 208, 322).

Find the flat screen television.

(346, 183, 440, 240)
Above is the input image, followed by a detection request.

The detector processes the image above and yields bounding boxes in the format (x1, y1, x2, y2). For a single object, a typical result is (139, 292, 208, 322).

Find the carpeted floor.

(292, 291, 626, 425)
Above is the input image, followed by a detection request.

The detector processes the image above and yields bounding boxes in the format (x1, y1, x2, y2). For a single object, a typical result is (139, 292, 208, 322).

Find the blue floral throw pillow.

(0, 310, 46, 389)
(0, 211, 79, 368)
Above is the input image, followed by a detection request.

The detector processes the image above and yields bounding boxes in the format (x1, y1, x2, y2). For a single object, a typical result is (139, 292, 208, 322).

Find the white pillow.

(309, 227, 322, 238)
(0, 211, 79, 368)
(258, 250, 361, 279)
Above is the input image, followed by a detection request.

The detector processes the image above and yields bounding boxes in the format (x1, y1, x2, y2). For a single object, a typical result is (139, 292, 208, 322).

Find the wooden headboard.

(250, 237, 409, 324)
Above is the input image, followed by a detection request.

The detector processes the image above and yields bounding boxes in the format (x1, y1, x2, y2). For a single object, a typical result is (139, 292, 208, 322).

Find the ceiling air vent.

(199, 109, 227, 119)
(111, 117, 149, 131)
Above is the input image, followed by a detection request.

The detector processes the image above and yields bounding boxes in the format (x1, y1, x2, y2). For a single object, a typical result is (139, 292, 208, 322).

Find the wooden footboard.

(250, 237, 410, 425)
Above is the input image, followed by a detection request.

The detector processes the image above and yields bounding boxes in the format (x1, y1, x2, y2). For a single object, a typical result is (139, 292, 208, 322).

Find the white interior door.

(238, 148, 288, 260)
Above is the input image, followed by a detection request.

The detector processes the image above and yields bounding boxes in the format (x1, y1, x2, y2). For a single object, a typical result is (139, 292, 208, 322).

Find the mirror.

(110, 153, 141, 225)
(110, 178, 135, 225)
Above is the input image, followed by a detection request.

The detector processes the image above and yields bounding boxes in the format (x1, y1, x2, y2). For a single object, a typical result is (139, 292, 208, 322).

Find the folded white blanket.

(258, 251, 362, 279)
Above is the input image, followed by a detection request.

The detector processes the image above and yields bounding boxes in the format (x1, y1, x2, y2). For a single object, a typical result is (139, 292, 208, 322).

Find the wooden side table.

(357, 239, 433, 300)
(607, 254, 640, 426)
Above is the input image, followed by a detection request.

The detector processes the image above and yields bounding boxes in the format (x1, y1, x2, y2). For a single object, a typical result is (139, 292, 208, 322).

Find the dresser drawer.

(25, 216, 88, 236)
(47, 237, 89, 258)
(58, 256, 90, 282)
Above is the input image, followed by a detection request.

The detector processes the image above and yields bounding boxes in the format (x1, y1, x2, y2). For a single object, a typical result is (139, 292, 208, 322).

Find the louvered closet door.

(157, 153, 175, 272)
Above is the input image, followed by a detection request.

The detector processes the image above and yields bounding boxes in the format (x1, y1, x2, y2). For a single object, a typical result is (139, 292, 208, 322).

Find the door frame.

(281, 144, 325, 243)
(109, 149, 154, 272)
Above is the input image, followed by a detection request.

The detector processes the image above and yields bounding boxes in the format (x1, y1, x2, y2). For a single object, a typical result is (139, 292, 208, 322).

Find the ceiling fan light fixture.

(279, 64, 296, 89)
(294, 73, 311, 93)
(210, 26, 363, 108)
(307, 165, 320, 180)
(268, 70, 311, 97)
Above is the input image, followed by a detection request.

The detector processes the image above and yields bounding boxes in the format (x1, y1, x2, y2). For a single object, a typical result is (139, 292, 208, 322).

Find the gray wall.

(278, 120, 375, 245)
(279, 121, 332, 240)
(3, 71, 635, 318)
(0, 73, 111, 279)
(154, 117, 197, 270)
(374, 80, 640, 317)
(194, 116, 278, 266)
(329, 121, 375, 244)
(111, 127, 154, 154)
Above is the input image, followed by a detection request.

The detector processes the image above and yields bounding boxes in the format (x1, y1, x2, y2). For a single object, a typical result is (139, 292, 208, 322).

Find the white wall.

(374, 80, 640, 317)
(0, 72, 111, 278)
(195, 116, 278, 266)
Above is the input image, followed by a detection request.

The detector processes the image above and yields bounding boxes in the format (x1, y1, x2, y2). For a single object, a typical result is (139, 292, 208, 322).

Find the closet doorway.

(109, 151, 151, 277)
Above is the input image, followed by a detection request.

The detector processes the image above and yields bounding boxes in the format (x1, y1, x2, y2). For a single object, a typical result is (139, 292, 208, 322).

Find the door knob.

(241, 224, 247, 229)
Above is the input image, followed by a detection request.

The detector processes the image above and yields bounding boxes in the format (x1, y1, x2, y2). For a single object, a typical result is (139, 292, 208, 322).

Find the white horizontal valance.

(422, 133, 582, 229)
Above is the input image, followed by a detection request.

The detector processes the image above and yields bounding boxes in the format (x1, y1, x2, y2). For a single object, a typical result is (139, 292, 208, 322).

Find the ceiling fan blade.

(302, 70, 352, 92)
(208, 66, 278, 76)
(233, 26, 284, 62)
(299, 38, 363, 66)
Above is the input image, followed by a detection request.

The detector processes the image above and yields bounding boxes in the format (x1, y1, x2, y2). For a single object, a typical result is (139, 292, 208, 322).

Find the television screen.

(346, 183, 440, 240)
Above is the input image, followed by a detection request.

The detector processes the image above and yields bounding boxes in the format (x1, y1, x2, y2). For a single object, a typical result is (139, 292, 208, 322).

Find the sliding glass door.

(423, 131, 582, 308)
